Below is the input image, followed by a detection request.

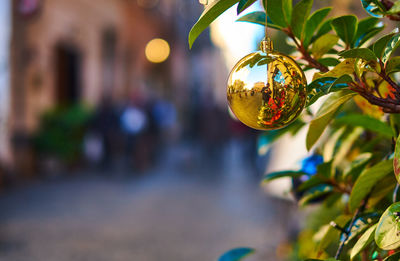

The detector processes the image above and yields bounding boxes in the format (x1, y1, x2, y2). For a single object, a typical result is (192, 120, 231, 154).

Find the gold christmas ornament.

(227, 0, 307, 131)
(227, 38, 307, 130)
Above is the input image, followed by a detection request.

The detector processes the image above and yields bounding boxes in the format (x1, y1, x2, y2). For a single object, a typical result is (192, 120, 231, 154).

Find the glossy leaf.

(311, 34, 339, 59)
(307, 76, 351, 106)
(313, 18, 333, 41)
(218, 247, 255, 261)
(302, 7, 332, 47)
(361, 0, 387, 18)
(344, 213, 379, 244)
(290, 0, 313, 39)
(354, 17, 380, 46)
(357, 26, 385, 47)
(375, 202, 400, 250)
(338, 48, 377, 62)
(386, 57, 400, 74)
(318, 58, 340, 67)
(299, 185, 333, 206)
(349, 159, 393, 212)
(335, 114, 394, 138)
(382, 33, 400, 64)
(306, 90, 356, 150)
(331, 15, 358, 46)
(307, 77, 338, 93)
(350, 224, 377, 260)
(237, 0, 257, 14)
(394, 133, 400, 183)
(263, 170, 305, 182)
(373, 33, 395, 60)
(282, 0, 292, 25)
(237, 12, 283, 30)
(313, 59, 356, 81)
(267, 0, 289, 27)
(189, 0, 239, 48)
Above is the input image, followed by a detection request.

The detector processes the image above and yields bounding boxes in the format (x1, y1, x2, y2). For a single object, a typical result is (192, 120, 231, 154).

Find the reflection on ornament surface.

(227, 51, 307, 130)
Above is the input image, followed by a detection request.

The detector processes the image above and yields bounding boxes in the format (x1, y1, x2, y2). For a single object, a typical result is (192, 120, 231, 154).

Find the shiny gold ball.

(227, 50, 307, 130)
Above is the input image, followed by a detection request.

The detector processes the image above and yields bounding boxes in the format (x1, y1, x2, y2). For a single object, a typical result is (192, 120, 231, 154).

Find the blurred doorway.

(54, 44, 81, 104)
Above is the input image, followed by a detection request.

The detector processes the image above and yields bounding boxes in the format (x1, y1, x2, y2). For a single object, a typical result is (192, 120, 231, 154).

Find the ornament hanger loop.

(260, 0, 272, 53)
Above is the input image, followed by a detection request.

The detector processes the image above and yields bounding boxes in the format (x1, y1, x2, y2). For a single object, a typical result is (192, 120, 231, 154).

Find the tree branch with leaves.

(189, 0, 400, 260)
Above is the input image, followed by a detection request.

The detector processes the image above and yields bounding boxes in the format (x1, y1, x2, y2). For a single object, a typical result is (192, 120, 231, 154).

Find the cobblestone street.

(0, 144, 297, 261)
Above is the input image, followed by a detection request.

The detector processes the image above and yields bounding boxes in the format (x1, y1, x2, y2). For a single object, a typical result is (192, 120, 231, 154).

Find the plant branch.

(283, 28, 329, 73)
(335, 195, 370, 259)
(349, 82, 400, 113)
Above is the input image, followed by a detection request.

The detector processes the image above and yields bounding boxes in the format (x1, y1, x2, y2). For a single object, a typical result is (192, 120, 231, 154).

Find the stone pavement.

(0, 143, 298, 261)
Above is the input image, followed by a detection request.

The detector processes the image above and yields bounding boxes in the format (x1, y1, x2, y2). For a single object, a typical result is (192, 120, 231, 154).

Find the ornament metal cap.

(260, 37, 273, 53)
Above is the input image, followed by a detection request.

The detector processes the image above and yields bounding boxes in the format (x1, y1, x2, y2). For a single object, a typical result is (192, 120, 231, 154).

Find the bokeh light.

(145, 38, 170, 63)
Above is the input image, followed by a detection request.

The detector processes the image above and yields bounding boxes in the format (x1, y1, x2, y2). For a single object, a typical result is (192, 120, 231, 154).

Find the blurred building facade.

(6, 0, 227, 178)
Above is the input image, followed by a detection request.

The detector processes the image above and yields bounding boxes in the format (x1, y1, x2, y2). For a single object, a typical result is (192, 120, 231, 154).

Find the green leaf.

(358, 26, 385, 47)
(323, 127, 346, 162)
(313, 59, 356, 80)
(315, 215, 350, 253)
(317, 161, 334, 178)
(307, 77, 338, 93)
(318, 57, 340, 67)
(237, 12, 283, 30)
(237, 0, 257, 14)
(335, 114, 394, 138)
(314, 18, 333, 41)
(361, 27, 386, 47)
(343, 153, 373, 180)
(382, 34, 400, 64)
(372, 33, 395, 60)
(290, 0, 313, 39)
(338, 48, 377, 61)
(355, 17, 380, 44)
(394, 133, 400, 184)
(350, 224, 377, 260)
(332, 127, 363, 169)
(386, 57, 400, 74)
(375, 202, 400, 250)
(282, 0, 292, 25)
(218, 247, 255, 261)
(349, 159, 394, 212)
(369, 174, 396, 208)
(307, 76, 351, 106)
(311, 34, 339, 59)
(297, 176, 324, 192)
(384, 251, 400, 261)
(299, 185, 333, 206)
(267, 0, 289, 27)
(263, 170, 305, 182)
(306, 90, 356, 150)
(302, 7, 332, 47)
(331, 15, 358, 47)
(189, 0, 240, 48)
